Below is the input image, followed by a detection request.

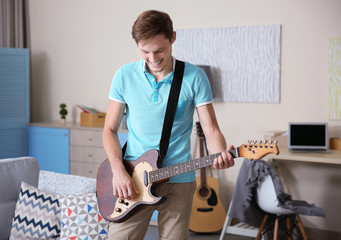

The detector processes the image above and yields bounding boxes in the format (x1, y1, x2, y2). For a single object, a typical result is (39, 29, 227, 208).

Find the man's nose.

(149, 53, 158, 62)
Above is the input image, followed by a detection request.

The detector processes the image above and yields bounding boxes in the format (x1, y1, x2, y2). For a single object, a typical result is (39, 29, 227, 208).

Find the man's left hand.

(213, 145, 235, 169)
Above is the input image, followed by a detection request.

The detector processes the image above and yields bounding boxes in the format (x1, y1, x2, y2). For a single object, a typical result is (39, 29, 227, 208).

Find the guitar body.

(96, 149, 164, 222)
(190, 176, 227, 233)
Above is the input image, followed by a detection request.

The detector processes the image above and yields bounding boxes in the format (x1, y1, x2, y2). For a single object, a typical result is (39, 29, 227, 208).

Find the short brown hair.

(132, 10, 173, 44)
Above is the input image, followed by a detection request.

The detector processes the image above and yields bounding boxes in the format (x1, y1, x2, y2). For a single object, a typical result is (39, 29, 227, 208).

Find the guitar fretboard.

(149, 148, 238, 183)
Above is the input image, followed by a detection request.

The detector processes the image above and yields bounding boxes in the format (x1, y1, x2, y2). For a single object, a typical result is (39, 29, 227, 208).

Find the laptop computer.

(288, 122, 330, 153)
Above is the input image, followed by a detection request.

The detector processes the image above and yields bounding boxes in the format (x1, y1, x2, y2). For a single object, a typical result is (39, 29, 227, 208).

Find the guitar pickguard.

(207, 188, 218, 206)
(108, 161, 159, 219)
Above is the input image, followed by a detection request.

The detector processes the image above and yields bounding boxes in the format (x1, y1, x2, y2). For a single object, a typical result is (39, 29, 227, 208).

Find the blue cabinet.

(28, 126, 70, 174)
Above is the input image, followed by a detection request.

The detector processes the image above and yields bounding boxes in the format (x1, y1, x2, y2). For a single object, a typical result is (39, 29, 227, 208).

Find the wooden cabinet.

(70, 129, 127, 178)
(29, 122, 127, 178)
(70, 128, 106, 178)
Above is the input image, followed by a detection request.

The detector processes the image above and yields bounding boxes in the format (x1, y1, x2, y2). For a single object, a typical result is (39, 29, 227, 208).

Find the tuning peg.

(248, 139, 252, 144)
(274, 140, 278, 144)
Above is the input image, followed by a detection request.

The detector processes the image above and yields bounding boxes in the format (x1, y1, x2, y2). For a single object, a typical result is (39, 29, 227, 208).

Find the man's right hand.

(111, 166, 139, 200)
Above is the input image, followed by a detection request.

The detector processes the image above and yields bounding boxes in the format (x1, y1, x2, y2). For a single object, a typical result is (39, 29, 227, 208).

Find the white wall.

(29, 0, 341, 236)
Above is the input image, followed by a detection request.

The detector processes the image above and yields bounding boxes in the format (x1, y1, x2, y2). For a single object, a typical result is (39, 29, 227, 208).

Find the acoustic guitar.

(96, 139, 279, 223)
(189, 122, 227, 233)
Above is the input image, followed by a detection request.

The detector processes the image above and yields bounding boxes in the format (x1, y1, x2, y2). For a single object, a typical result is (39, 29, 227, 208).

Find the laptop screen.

(288, 122, 328, 150)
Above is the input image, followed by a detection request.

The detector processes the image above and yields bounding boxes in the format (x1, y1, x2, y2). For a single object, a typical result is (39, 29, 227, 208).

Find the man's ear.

(171, 31, 176, 44)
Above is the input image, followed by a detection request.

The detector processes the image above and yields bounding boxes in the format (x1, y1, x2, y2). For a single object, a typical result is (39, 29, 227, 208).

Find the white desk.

(265, 147, 341, 165)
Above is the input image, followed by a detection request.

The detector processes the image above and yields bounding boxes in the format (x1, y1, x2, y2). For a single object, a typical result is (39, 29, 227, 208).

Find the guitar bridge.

(197, 208, 214, 212)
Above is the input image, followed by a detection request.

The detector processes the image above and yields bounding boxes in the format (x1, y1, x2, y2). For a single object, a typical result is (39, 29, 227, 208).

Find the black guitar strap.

(158, 60, 185, 163)
(122, 60, 185, 165)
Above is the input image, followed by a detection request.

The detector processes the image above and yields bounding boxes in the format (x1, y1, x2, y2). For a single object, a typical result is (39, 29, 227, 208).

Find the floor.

(143, 226, 254, 240)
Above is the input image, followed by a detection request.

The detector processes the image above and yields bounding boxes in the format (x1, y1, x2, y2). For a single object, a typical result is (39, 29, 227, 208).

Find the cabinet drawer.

(70, 129, 103, 147)
(70, 161, 100, 178)
(70, 145, 107, 163)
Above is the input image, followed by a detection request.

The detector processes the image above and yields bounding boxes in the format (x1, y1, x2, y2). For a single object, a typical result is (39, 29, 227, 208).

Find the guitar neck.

(149, 148, 239, 183)
(199, 137, 207, 186)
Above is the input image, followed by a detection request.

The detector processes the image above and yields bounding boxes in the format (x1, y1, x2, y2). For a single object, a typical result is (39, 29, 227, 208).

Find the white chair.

(220, 158, 325, 240)
(255, 165, 327, 240)
(255, 174, 307, 240)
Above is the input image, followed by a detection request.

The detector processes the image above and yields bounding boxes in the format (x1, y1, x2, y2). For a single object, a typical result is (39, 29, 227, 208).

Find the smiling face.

(138, 32, 176, 81)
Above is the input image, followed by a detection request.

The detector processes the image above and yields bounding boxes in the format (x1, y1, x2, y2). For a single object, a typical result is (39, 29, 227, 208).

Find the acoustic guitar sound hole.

(199, 187, 210, 198)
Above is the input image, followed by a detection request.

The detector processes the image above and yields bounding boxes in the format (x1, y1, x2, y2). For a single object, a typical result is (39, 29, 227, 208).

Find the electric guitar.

(96, 140, 279, 223)
(189, 122, 227, 233)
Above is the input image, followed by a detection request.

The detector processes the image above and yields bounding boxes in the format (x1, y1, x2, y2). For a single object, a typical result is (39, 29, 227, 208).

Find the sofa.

(0, 157, 109, 240)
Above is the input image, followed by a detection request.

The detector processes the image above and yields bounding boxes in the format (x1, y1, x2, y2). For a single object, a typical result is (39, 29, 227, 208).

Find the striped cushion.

(10, 181, 60, 239)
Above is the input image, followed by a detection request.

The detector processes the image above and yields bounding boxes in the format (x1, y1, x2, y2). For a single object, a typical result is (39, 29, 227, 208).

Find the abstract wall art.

(175, 25, 281, 103)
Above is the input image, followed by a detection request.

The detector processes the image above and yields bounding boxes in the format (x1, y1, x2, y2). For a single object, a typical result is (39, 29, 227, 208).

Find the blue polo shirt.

(109, 58, 213, 182)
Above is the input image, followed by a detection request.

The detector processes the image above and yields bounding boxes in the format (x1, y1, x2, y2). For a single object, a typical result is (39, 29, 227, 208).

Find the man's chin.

(148, 65, 164, 73)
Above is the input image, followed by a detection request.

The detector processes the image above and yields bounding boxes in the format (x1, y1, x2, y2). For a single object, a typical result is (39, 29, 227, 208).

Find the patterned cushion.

(38, 170, 96, 196)
(10, 181, 61, 239)
(59, 193, 109, 239)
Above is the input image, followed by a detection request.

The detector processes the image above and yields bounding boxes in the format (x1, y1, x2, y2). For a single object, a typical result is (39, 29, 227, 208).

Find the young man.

(102, 10, 235, 240)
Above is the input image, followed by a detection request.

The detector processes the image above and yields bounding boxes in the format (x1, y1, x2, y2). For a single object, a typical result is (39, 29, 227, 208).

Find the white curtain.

(0, 0, 30, 48)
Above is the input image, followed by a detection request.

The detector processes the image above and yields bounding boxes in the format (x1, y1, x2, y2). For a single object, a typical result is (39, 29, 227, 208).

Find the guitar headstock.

(238, 140, 279, 160)
(195, 121, 205, 138)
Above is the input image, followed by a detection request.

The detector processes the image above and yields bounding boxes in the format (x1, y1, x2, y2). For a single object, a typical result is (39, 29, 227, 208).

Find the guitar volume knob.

(115, 208, 122, 212)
